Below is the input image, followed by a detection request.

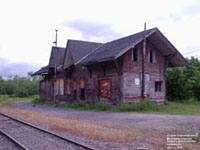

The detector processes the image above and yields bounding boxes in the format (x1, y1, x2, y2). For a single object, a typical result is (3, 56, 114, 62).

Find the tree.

(166, 57, 200, 101)
(0, 73, 41, 97)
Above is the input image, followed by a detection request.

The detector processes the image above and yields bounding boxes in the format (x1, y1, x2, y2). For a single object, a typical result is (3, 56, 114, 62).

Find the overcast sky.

(0, 0, 200, 77)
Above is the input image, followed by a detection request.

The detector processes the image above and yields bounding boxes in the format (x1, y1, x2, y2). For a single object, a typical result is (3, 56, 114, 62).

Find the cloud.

(64, 20, 122, 42)
(155, 2, 200, 23)
(0, 57, 41, 77)
(183, 4, 200, 16)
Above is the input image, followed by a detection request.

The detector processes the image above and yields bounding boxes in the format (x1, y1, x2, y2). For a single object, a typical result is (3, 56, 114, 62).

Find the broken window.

(155, 81, 162, 92)
(150, 50, 155, 63)
(133, 48, 138, 61)
(80, 78, 85, 100)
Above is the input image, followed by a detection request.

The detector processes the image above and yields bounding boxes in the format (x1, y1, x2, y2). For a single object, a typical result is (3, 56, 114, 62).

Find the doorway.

(99, 79, 111, 102)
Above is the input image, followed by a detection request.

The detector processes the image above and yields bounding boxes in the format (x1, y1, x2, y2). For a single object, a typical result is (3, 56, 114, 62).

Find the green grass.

(155, 101, 200, 115)
(32, 98, 200, 115)
(1, 94, 199, 115)
(1, 95, 200, 115)
(0, 95, 36, 106)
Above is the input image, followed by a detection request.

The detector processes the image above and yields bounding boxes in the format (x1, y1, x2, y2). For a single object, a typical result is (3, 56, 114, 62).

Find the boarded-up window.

(80, 78, 85, 89)
(80, 78, 85, 100)
(99, 79, 111, 101)
(73, 80, 77, 100)
(67, 79, 71, 95)
(73, 80, 76, 91)
(54, 79, 59, 95)
(51, 82, 54, 96)
(59, 79, 64, 95)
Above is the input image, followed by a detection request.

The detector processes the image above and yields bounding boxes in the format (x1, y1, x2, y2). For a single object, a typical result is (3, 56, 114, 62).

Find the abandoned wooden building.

(32, 28, 187, 104)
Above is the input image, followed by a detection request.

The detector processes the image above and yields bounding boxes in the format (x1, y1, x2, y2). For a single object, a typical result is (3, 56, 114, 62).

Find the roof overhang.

(147, 29, 188, 67)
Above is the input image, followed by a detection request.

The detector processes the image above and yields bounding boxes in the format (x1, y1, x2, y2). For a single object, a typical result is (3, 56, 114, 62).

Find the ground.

(0, 101, 200, 150)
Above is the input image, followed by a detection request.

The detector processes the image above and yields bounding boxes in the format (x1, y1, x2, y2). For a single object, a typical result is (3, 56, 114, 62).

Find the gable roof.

(31, 65, 49, 76)
(77, 28, 155, 65)
(49, 46, 66, 69)
(33, 27, 187, 76)
(77, 28, 187, 67)
(63, 40, 102, 69)
(32, 46, 66, 76)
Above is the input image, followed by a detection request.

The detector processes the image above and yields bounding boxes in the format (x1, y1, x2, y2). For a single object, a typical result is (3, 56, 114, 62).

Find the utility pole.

(141, 23, 146, 99)
(53, 29, 58, 102)
(53, 29, 58, 47)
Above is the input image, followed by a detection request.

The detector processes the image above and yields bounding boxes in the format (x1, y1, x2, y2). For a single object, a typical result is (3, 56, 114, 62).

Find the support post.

(141, 23, 146, 99)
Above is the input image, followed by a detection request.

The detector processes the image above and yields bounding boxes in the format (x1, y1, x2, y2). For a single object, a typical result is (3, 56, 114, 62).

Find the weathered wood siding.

(122, 41, 166, 102)
(40, 40, 166, 103)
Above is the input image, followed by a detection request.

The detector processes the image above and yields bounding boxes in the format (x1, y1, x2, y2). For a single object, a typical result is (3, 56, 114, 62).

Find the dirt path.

(12, 102, 200, 134)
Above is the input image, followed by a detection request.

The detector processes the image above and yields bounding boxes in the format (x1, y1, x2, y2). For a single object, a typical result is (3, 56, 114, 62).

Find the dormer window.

(132, 48, 138, 62)
(150, 50, 155, 63)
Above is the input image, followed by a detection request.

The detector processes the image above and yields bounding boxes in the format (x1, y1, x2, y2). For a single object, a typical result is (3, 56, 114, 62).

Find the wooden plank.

(99, 79, 111, 101)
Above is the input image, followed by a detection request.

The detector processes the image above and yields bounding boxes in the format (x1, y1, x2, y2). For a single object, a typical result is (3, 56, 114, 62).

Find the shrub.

(114, 99, 159, 112)
(32, 95, 44, 104)
(90, 101, 111, 111)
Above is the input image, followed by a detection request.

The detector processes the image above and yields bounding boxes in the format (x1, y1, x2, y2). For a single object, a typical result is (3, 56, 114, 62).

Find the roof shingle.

(78, 28, 156, 65)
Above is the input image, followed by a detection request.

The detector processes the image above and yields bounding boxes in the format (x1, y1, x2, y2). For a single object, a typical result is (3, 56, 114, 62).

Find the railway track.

(0, 112, 95, 150)
(0, 128, 27, 150)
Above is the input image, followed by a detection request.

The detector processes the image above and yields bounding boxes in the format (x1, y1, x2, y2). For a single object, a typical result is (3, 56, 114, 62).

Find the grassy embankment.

(32, 97, 200, 115)
(0, 95, 200, 115)
(0, 95, 35, 106)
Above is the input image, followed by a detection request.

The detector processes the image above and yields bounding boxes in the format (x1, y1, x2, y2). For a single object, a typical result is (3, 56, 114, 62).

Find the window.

(73, 80, 77, 100)
(150, 50, 155, 63)
(133, 48, 138, 61)
(155, 81, 162, 92)
(73, 80, 76, 91)
(80, 78, 85, 100)
(66, 79, 71, 95)
(54, 79, 59, 95)
(59, 79, 64, 95)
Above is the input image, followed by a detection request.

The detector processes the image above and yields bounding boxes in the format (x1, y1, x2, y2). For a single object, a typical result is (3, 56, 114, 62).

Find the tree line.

(166, 57, 200, 101)
(0, 73, 41, 97)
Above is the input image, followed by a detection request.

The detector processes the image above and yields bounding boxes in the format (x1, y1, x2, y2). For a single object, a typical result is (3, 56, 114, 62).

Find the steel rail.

(0, 128, 28, 150)
(0, 112, 95, 150)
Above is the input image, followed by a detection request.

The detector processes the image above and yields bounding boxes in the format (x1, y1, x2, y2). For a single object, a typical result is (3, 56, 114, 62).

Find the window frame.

(59, 78, 64, 95)
(132, 47, 138, 62)
(150, 49, 156, 64)
(155, 81, 162, 92)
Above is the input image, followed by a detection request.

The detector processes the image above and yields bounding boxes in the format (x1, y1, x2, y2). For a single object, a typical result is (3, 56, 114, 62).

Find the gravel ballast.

(0, 132, 23, 150)
(0, 115, 87, 150)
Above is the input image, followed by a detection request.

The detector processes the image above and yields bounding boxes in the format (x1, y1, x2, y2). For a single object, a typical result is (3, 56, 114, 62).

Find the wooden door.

(99, 79, 111, 101)
(80, 78, 85, 100)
